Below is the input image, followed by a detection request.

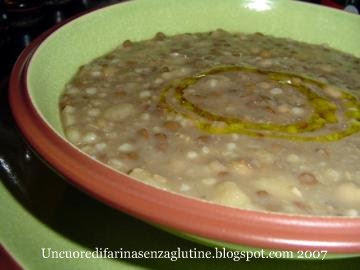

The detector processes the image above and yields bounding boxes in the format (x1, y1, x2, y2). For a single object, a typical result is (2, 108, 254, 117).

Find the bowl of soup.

(10, 0, 360, 256)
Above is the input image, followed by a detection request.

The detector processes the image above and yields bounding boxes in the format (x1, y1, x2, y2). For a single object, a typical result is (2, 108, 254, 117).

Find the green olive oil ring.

(160, 66, 360, 142)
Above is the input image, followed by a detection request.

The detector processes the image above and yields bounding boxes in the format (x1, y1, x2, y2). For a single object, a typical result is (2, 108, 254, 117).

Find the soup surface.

(60, 30, 360, 216)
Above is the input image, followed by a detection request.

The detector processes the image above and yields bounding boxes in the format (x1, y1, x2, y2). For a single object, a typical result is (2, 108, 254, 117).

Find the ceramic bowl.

(10, 0, 360, 257)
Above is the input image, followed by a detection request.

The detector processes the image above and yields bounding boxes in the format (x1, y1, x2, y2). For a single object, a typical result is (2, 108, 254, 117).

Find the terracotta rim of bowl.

(9, 3, 360, 254)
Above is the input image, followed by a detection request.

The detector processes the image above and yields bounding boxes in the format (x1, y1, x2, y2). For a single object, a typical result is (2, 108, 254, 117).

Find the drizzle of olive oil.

(160, 66, 360, 142)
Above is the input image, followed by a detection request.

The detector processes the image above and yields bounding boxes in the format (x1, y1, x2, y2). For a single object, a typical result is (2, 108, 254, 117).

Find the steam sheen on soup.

(60, 30, 360, 216)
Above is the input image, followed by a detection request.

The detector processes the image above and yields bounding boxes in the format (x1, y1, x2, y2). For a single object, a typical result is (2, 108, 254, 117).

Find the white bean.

(62, 113, 76, 126)
(63, 105, 76, 114)
(323, 85, 342, 98)
(226, 143, 237, 151)
(139, 90, 151, 99)
(287, 154, 301, 163)
(83, 132, 98, 143)
(326, 168, 341, 182)
(291, 107, 304, 116)
(118, 143, 134, 152)
(103, 103, 135, 121)
(201, 146, 210, 154)
(270, 87, 283, 95)
(140, 113, 150, 120)
(202, 178, 217, 185)
(95, 142, 107, 151)
(108, 158, 125, 170)
(187, 151, 198, 159)
(208, 160, 226, 172)
(87, 108, 101, 117)
(85, 87, 97, 95)
(335, 182, 360, 207)
(65, 127, 81, 144)
(210, 181, 251, 208)
(179, 183, 191, 192)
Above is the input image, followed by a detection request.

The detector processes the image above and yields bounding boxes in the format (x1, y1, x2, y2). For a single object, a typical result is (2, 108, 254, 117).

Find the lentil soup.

(60, 30, 360, 217)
